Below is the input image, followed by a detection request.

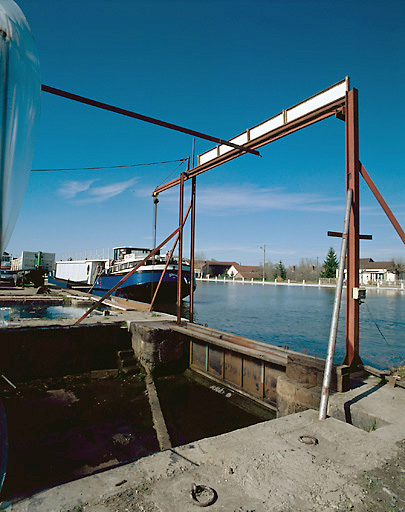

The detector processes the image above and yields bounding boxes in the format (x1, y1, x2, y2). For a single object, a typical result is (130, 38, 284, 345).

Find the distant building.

(227, 264, 262, 280)
(194, 260, 240, 278)
(358, 258, 402, 284)
(1, 251, 12, 269)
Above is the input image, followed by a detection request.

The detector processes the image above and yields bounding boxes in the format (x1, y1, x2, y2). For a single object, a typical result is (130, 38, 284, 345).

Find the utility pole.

(260, 244, 266, 281)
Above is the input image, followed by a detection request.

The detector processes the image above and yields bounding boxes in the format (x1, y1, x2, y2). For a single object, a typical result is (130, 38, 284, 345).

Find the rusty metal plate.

(264, 364, 284, 402)
(242, 357, 262, 398)
(190, 340, 207, 371)
(224, 350, 242, 387)
(208, 346, 223, 377)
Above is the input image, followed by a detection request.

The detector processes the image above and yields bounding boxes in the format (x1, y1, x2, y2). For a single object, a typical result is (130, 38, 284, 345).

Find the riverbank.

(196, 277, 405, 293)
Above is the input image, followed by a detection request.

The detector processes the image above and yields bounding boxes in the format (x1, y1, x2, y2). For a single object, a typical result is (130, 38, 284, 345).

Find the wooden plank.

(224, 350, 243, 387)
(208, 345, 223, 377)
(242, 357, 262, 398)
(190, 340, 206, 371)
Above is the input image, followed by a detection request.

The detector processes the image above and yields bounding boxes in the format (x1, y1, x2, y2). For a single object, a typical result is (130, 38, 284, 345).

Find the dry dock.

(0, 286, 404, 511)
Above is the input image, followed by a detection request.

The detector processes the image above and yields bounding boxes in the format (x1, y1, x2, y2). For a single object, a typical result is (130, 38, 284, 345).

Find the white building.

(359, 258, 402, 284)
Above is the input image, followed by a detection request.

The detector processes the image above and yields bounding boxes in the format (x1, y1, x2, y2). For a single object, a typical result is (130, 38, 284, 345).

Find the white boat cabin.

(113, 247, 159, 263)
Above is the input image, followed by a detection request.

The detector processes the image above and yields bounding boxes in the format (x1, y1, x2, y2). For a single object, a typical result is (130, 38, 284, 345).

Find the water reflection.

(173, 282, 404, 370)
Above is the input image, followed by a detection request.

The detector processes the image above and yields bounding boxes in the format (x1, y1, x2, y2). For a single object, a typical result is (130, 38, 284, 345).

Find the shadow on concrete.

(344, 381, 386, 424)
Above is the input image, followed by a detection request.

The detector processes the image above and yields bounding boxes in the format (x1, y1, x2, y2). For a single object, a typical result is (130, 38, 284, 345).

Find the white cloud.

(58, 180, 95, 199)
(87, 178, 138, 203)
(154, 183, 344, 215)
(58, 178, 139, 204)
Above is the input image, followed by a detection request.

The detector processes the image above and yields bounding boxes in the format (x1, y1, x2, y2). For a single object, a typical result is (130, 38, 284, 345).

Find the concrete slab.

(4, 408, 403, 512)
(328, 377, 405, 443)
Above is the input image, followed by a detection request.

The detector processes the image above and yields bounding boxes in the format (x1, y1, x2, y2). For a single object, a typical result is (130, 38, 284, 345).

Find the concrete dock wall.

(1, 313, 341, 418)
(129, 321, 189, 375)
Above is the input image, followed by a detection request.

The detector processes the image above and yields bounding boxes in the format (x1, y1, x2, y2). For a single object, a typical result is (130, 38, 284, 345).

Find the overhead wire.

(31, 158, 187, 172)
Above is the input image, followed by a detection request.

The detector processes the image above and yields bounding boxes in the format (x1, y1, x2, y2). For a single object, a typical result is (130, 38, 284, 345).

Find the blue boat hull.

(49, 268, 195, 304)
(92, 268, 194, 303)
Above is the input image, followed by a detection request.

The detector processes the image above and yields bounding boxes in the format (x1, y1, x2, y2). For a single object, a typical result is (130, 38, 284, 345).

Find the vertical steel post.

(190, 176, 196, 323)
(153, 197, 159, 249)
(319, 189, 352, 420)
(152, 196, 159, 265)
(177, 171, 185, 324)
(344, 88, 361, 367)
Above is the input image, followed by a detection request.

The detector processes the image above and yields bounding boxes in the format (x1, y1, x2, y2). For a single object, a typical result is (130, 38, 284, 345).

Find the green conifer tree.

(273, 260, 287, 281)
(321, 247, 339, 278)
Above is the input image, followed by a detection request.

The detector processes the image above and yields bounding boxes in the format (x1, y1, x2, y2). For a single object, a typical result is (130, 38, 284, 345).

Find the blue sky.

(9, 0, 405, 266)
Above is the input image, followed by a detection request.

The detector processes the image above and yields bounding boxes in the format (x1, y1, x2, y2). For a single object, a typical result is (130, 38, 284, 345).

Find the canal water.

(0, 304, 102, 322)
(186, 281, 405, 370)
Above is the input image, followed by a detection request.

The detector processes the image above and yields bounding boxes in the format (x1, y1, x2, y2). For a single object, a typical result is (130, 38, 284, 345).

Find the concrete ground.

(1, 287, 404, 511)
(3, 379, 404, 512)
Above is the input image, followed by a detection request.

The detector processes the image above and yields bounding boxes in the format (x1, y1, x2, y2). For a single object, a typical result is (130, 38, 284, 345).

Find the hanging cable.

(31, 158, 187, 172)
(363, 299, 404, 365)
(155, 159, 188, 190)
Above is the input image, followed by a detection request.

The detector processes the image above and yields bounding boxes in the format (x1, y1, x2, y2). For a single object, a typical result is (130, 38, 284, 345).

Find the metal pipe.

(360, 163, 405, 246)
(177, 171, 185, 324)
(319, 188, 352, 420)
(41, 85, 260, 157)
(189, 176, 196, 323)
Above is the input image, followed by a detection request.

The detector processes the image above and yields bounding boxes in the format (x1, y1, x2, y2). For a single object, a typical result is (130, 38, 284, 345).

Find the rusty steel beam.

(177, 171, 185, 324)
(153, 99, 345, 195)
(189, 176, 196, 323)
(41, 84, 260, 157)
(74, 224, 183, 325)
(343, 89, 361, 368)
(360, 163, 405, 246)
(149, 201, 192, 311)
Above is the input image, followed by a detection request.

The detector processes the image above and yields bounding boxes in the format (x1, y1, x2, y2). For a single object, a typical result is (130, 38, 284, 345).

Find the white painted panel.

(199, 147, 218, 165)
(219, 144, 232, 156)
(230, 132, 248, 145)
(197, 79, 348, 167)
(218, 132, 248, 156)
(286, 81, 346, 123)
(250, 113, 284, 140)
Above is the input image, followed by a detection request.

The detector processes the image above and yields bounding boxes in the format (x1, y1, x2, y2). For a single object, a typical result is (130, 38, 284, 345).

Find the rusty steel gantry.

(43, 78, 405, 369)
(151, 77, 405, 369)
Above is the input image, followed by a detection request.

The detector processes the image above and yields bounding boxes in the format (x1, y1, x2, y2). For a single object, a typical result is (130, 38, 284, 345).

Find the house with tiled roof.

(195, 260, 239, 278)
(227, 264, 262, 280)
(359, 258, 402, 284)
